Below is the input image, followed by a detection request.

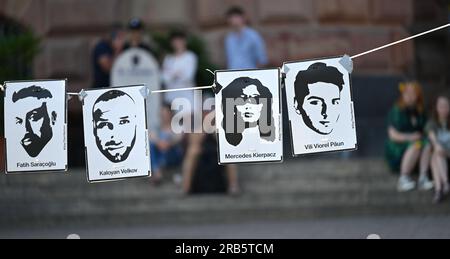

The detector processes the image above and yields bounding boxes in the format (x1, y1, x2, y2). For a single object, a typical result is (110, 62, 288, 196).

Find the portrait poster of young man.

(81, 85, 151, 182)
(215, 68, 283, 164)
(4, 80, 68, 173)
(284, 57, 358, 156)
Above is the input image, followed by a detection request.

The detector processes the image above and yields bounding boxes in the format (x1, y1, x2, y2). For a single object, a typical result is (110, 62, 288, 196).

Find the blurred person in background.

(182, 111, 240, 196)
(91, 24, 125, 88)
(150, 104, 184, 184)
(123, 18, 157, 57)
(385, 81, 434, 192)
(162, 30, 198, 115)
(225, 6, 268, 70)
(426, 95, 450, 204)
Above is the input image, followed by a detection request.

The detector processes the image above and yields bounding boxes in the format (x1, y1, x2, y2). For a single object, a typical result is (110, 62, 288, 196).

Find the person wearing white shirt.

(162, 31, 198, 115)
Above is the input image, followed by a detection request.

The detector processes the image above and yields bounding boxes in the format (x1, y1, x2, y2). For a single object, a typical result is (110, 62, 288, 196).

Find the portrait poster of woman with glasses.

(215, 69, 283, 164)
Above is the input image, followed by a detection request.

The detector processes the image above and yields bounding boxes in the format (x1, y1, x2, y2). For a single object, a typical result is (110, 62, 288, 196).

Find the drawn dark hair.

(12, 85, 53, 103)
(294, 62, 344, 111)
(221, 77, 275, 146)
(93, 90, 135, 122)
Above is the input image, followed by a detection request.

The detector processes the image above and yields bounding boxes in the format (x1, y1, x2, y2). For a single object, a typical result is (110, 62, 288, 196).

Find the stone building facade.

(0, 0, 448, 163)
(0, 0, 447, 92)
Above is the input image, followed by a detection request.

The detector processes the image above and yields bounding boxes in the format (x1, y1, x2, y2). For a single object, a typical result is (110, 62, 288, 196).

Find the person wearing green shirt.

(386, 81, 434, 192)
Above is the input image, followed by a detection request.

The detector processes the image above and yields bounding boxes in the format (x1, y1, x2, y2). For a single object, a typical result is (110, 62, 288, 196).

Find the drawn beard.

(95, 129, 137, 163)
(21, 123, 53, 158)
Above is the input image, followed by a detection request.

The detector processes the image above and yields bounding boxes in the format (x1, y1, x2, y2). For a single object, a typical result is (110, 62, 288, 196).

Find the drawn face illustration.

(13, 86, 56, 158)
(301, 82, 341, 135)
(236, 85, 264, 124)
(93, 91, 137, 163)
(294, 62, 345, 136)
(221, 77, 275, 147)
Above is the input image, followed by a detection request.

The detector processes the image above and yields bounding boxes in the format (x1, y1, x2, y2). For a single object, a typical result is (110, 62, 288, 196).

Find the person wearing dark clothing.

(182, 119, 240, 196)
(92, 25, 125, 88)
(189, 134, 228, 194)
(92, 41, 113, 88)
(123, 18, 157, 57)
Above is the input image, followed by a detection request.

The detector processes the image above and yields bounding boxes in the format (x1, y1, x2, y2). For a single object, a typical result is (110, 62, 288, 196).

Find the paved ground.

(2, 214, 450, 239)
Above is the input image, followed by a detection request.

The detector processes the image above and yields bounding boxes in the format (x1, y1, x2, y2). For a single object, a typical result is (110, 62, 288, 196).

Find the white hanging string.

(147, 23, 449, 94)
(151, 85, 213, 94)
(150, 68, 216, 94)
(11, 24, 447, 97)
(351, 23, 450, 59)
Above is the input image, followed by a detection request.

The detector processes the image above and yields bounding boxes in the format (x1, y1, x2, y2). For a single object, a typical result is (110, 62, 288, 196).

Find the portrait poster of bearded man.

(81, 85, 151, 183)
(4, 80, 68, 173)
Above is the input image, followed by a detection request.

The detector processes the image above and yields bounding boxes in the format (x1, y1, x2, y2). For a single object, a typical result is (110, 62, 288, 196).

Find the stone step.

(0, 161, 398, 202)
(0, 159, 441, 228)
(0, 159, 390, 186)
(0, 189, 445, 227)
(0, 175, 435, 211)
(0, 188, 433, 213)
(0, 175, 399, 202)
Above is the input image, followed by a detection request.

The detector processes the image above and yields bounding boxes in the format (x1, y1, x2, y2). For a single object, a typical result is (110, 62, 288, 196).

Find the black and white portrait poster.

(4, 80, 68, 173)
(284, 57, 357, 156)
(82, 85, 151, 182)
(215, 69, 283, 164)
